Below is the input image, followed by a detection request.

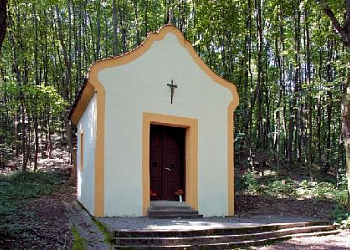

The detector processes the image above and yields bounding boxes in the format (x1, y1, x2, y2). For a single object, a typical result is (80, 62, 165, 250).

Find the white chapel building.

(69, 25, 239, 217)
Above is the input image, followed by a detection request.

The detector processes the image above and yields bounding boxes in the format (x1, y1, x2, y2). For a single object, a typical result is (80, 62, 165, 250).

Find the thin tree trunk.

(112, 0, 119, 56)
(305, 7, 313, 177)
(318, 0, 350, 212)
(95, 0, 101, 60)
(0, 0, 7, 55)
(118, 5, 127, 53)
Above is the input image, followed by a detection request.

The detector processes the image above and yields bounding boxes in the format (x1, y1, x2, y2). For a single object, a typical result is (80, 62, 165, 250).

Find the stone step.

(148, 209, 199, 214)
(148, 210, 201, 218)
(292, 229, 342, 238)
(113, 227, 339, 249)
(113, 225, 335, 246)
(149, 201, 194, 211)
(114, 231, 341, 249)
(149, 206, 194, 211)
(147, 201, 202, 219)
(114, 221, 327, 237)
(148, 213, 204, 219)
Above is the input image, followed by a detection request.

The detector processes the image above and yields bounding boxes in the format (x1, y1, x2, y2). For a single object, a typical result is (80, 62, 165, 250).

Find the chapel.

(69, 25, 239, 217)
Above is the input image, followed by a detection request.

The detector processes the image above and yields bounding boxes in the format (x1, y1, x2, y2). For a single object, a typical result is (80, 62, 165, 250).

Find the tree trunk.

(342, 85, 350, 211)
(341, 51, 350, 211)
(112, 0, 119, 56)
(0, 0, 7, 55)
(318, 0, 350, 212)
(305, 7, 313, 177)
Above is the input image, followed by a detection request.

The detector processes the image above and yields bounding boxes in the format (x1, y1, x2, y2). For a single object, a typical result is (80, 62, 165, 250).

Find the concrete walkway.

(64, 201, 111, 250)
(98, 214, 322, 232)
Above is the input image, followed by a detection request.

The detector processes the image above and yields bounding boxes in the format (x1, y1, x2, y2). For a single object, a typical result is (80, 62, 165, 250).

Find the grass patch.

(92, 218, 113, 244)
(71, 226, 86, 250)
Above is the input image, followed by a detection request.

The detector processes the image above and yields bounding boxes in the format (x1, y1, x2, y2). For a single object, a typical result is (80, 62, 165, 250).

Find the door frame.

(142, 112, 198, 215)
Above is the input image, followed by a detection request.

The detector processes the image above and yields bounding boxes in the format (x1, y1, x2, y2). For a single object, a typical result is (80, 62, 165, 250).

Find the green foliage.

(333, 205, 350, 229)
(239, 170, 296, 197)
(239, 170, 347, 205)
(1, 82, 68, 117)
(267, 179, 296, 197)
(296, 180, 348, 206)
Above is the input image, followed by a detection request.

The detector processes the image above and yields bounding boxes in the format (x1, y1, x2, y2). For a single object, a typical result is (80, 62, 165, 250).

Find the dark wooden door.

(150, 125, 185, 201)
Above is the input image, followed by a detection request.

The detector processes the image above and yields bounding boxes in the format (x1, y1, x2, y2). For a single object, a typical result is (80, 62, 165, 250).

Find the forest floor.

(0, 147, 76, 250)
(0, 176, 75, 249)
(236, 194, 335, 221)
(1, 184, 348, 250)
(0, 149, 349, 249)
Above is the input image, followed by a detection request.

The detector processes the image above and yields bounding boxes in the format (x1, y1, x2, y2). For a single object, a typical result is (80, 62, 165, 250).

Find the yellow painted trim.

(71, 83, 95, 125)
(142, 112, 198, 216)
(70, 24, 239, 217)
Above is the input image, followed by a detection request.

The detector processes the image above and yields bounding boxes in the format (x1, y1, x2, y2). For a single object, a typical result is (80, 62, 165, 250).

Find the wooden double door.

(150, 125, 185, 201)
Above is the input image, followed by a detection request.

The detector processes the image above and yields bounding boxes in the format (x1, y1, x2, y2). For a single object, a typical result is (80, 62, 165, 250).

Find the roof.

(68, 78, 88, 120)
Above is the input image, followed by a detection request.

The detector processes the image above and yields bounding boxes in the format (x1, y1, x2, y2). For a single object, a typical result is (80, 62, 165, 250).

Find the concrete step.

(112, 222, 338, 249)
(113, 225, 335, 246)
(148, 209, 199, 215)
(147, 201, 202, 219)
(149, 206, 194, 211)
(149, 201, 194, 210)
(113, 230, 340, 249)
(148, 213, 204, 219)
(114, 221, 328, 237)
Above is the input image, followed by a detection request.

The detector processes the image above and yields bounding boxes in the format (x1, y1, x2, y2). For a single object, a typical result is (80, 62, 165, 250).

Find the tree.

(317, 0, 350, 211)
(0, 0, 7, 55)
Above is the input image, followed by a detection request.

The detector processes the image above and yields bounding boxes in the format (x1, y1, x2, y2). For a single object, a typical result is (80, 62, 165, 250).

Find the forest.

(2, 0, 350, 248)
(0, 0, 350, 214)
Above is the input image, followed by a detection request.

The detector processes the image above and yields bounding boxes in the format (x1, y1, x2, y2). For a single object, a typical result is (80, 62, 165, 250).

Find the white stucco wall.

(99, 32, 233, 216)
(77, 94, 97, 214)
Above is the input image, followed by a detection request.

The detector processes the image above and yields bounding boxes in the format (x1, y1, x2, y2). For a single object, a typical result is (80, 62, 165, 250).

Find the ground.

(253, 230, 350, 250)
(0, 192, 75, 250)
(0, 148, 349, 249)
(1, 186, 349, 249)
(235, 194, 336, 221)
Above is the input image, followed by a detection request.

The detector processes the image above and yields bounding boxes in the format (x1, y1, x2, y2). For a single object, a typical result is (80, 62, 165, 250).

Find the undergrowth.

(0, 171, 69, 238)
(237, 169, 349, 228)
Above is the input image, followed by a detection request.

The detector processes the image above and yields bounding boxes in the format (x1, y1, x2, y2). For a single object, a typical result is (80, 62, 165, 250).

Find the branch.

(317, 0, 350, 46)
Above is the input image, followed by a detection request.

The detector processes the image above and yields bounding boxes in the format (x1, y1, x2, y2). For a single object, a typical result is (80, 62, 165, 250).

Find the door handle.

(165, 167, 171, 171)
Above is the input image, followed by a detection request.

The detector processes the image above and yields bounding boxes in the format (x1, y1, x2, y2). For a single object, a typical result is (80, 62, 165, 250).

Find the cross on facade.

(167, 79, 178, 104)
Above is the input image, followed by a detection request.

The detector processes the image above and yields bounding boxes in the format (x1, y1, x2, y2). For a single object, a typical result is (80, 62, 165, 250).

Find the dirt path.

(253, 230, 350, 250)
